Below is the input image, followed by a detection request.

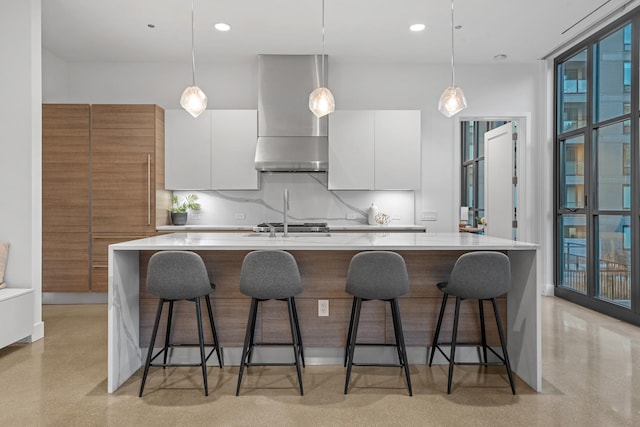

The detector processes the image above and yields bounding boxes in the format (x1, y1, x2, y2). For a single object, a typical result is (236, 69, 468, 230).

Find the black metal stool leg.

(479, 299, 488, 364)
(195, 297, 209, 396)
(287, 297, 304, 396)
(344, 297, 362, 394)
(492, 298, 516, 395)
(139, 298, 164, 397)
(291, 297, 305, 368)
(429, 293, 448, 366)
(344, 296, 357, 367)
(205, 295, 223, 368)
(246, 298, 260, 365)
(390, 299, 404, 365)
(391, 298, 412, 396)
(162, 300, 174, 368)
(447, 297, 461, 394)
(236, 298, 258, 396)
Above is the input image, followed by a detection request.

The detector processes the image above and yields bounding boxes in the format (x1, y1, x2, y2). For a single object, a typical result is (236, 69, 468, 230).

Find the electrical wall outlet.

(318, 299, 329, 317)
(346, 212, 357, 220)
(234, 212, 246, 220)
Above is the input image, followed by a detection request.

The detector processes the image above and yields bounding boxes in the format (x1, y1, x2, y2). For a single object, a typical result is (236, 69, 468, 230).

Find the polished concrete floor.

(1, 296, 639, 426)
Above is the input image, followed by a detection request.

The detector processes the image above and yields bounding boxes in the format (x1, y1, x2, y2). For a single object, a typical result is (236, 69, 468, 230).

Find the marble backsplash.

(172, 173, 415, 226)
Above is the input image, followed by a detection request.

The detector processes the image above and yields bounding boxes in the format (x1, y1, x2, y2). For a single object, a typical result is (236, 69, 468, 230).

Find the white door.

(484, 122, 516, 240)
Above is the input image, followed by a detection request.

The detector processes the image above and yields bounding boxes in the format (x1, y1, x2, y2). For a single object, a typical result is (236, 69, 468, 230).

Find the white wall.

(0, 0, 44, 340)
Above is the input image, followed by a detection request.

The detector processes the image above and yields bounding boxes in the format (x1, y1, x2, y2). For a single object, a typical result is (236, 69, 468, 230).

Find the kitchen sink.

(243, 232, 332, 238)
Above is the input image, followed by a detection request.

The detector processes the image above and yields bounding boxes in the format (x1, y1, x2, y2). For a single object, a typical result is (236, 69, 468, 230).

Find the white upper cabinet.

(328, 110, 375, 190)
(165, 109, 259, 190)
(211, 110, 259, 190)
(374, 110, 421, 190)
(165, 109, 211, 190)
(328, 110, 421, 190)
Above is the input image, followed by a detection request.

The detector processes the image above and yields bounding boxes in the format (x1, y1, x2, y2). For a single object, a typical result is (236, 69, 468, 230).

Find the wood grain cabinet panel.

(42, 105, 91, 292)
(42, 104, 90, 233)
(42, 232, 89, 292)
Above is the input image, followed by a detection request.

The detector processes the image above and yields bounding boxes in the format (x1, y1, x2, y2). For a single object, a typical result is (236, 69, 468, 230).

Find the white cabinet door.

(210, 110, 259, 190)
(374, 110, 421, 190)
(165, 110, 211, 189)
(328, 110, 375, 190)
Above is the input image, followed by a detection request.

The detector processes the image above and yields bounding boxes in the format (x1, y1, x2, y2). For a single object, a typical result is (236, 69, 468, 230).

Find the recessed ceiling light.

(214, 23, 231, 32)
(147, 24, 155, 29)
(493, 54, 508, 61)
(409, 24, 426, 32)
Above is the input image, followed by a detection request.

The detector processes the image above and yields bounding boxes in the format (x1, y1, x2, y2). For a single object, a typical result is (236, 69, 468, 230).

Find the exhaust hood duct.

(255, 55, 328, 172)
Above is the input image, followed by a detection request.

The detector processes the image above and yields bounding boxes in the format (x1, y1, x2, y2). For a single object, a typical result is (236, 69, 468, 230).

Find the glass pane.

(595, 120, 631, 210)
(462, 121, 475, 161)
(594, 24, 632, 123)
(560, 134, 585, 209)
(477, 122, 488, 157)
(558, 49, 588, 133)
(559, 214, 587, 294)
(596, 215, 631, 307)
(478, 160, 485, 210)
(466, 164, 474, 207)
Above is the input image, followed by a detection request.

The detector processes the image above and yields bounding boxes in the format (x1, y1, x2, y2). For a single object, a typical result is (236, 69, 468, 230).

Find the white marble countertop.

(112, 232, 537, 251)
(157, 224, 427, 232)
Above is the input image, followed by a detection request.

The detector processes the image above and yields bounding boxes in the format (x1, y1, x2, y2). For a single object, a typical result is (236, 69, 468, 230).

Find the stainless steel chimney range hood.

(255, 54, 328, 172)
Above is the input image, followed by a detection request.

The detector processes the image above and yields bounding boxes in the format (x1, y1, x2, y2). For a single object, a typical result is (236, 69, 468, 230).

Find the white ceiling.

(42, 0, 635, 64)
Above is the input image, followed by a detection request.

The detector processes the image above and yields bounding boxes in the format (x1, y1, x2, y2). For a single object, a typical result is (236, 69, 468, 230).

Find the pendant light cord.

(321, 0, 326, 88)
(450, 0, 455, 86)
(190, 0, 196, 86)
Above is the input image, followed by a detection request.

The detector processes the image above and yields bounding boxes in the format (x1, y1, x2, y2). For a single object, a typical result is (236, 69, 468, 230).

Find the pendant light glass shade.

(438, 0, 467, 117)
(438, 86, 467, 118)
(309, 0, 334, 118)
(181, 0, 207, 118)
(309, 87, 335, 118)
(181, 86, 208, 118)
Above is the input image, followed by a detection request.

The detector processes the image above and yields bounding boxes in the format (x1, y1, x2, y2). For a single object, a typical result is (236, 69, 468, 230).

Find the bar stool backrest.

(240, 250, 302, 300)
(346, 251, 409, 300)
(146, 251, 212, 300)
(446, 251, 511, 300)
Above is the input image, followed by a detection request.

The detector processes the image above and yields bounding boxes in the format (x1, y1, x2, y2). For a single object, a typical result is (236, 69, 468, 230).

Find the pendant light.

(309, 0, 335, 118)
(180, 0, 207, 118)
(438, 0, 467, 117)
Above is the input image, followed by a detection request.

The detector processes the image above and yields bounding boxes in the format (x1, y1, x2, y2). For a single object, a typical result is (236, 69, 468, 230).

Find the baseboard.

(43, 292, 107, 304)
(542, 283, 555, 296)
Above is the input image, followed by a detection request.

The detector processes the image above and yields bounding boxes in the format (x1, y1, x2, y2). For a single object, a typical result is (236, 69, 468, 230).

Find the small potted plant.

(168, 194, 200, 226)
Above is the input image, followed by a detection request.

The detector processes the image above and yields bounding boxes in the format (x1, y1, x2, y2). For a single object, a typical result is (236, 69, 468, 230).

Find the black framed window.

(555, 13, 639, 324)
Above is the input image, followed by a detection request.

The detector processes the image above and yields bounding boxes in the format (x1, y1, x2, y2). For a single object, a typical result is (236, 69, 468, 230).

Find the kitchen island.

(108, 232, 539, 393)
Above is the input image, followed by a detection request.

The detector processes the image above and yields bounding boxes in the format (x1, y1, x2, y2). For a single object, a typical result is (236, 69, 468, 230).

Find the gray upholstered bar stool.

(344, 251, 412, 396)
(139, 251, 223, 397)
(428, 251, 516, 394)
(236, 250, 305, 396)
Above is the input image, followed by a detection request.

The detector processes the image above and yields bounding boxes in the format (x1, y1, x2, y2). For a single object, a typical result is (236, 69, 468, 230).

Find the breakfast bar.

(108, 232, 539, 393)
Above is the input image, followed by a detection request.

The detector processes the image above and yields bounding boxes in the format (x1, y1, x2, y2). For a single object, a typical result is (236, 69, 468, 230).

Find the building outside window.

(555, 16, 638, 322)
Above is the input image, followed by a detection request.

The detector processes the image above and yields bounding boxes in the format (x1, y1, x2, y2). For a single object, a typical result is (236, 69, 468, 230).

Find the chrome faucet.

(283, 188, 289, 238)
(268, 224, 276, 238)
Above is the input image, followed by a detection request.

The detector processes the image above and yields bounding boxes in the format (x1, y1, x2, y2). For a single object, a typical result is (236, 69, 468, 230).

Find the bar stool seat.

(428, 251, 516, 394)
(344, 251, 412, 396)
(139, 251, 223, 397)
(236, 250, 305, 396)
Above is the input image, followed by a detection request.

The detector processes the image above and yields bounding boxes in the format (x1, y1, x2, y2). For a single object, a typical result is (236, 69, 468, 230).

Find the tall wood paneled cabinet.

(42, 104, 170, 293)
(42, 104, 91, 292)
